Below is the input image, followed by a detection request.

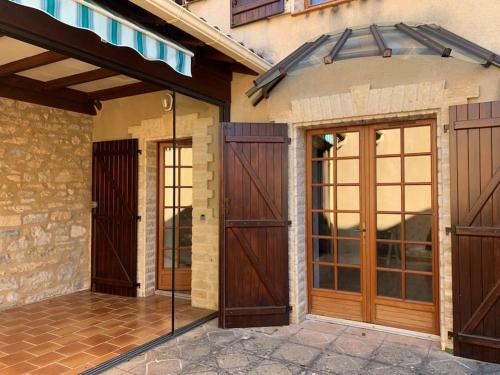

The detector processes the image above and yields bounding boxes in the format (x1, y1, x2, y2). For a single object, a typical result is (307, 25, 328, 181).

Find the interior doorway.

(306, 119, 439, 334)
(157, 139, 193, 293)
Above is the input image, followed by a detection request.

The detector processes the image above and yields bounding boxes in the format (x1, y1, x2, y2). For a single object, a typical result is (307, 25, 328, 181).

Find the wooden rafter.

(0, 51, 67, 77)
(89, 81, 163, 101)
(0, 74, 96, 115)
(44, 68, 119, 90)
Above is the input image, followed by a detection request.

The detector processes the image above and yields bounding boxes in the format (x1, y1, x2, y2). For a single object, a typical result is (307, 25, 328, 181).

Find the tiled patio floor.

(106, 319, 500, 375)
(0, 291, 213, 374)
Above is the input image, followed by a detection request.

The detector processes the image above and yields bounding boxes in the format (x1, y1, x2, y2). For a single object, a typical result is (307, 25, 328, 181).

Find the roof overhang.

(129, 0, 272, 75)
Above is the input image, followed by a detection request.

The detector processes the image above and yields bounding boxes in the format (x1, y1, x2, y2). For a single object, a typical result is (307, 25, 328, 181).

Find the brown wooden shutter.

(91, 139, 139, 297)
(231, 0, 284, 28)
(449, 101, 500, 363)
(220, 123, 290, 328)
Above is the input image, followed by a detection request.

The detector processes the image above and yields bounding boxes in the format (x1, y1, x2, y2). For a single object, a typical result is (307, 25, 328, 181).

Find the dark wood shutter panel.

(91, 139, 139, 297)
(449, 101, 500, 363)
(220, 123, 290, 328)
(231, 0, 284, 28)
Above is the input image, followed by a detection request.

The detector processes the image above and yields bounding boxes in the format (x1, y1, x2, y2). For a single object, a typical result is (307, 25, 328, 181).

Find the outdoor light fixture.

(162, 93, 174, 112)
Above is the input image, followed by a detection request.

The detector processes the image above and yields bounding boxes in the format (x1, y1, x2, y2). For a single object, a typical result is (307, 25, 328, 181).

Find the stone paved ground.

(104, 319, 500, 375)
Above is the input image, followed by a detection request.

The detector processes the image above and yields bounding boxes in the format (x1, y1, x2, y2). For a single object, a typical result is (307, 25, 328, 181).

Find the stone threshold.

(306, 314, 440, 342)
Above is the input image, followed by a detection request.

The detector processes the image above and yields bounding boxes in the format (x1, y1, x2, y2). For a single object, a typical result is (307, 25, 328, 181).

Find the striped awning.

(9, 0, 193, 76)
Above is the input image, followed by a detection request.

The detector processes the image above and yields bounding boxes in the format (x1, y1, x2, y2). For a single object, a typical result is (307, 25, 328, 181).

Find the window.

(305, 0, 352, 10)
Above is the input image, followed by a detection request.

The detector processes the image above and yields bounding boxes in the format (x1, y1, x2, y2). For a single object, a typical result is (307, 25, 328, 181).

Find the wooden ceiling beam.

(0, 51, 68, 77)
(44, 68, 119, 90)
(0, 74, 96, 115)
(89, 81, 164, 101)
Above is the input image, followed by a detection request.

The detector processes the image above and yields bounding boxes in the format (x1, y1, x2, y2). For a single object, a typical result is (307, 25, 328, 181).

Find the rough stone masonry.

(0, 98, 93, 310)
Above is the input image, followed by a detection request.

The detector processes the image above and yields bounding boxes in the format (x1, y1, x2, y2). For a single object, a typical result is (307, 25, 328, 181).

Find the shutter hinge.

(288, 138, 292, 144)
(137, 216, 142, 222)
(137, 149, 142, 155)
(286, 305, 293, 313)
(445, 226, 455, 235)
(288, 220, 292, 226)
(448, 330, 455, 339)
(443, 124, 450, 133)
(133, 282, 141, 288)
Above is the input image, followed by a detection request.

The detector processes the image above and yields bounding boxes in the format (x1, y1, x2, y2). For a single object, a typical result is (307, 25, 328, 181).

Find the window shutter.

(231, 0, 284, 28)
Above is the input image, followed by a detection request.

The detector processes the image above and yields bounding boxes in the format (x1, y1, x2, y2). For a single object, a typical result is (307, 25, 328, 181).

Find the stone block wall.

(0, 98, 92, 310)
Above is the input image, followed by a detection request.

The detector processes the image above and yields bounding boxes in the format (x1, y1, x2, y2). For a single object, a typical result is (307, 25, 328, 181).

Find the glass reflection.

(313, 264, 334, 289)
(336, 132, 359, 157)
(376, 214, 401, 240)
(337, 186, 359, 210)
(376, 157, 401, 183)
(406, 274, 432, 302)
(179, 249, 192, 268)
(377, 186, 401, 212)
(312, 186, 334, 210)
(337, 159, 359, 183)
(313, 238, 333, 262)
(338, 239, 360, 265)
(404, 126, 430, 154)
(312, 160, 334, 184)
(405, 185, 431, 213)
(376, 242, 401, 269)
(404, 156, 431, 183)
(312, 212, 334, 236)
(377, 271, 402, 298)
(337, 213, 360, 237)
(338, 267, 360, 292)
(406, 244, 432, 272)
(312, 134, 334, 158)
(376, 129, 400, 155)
(405, 214, 432, 242)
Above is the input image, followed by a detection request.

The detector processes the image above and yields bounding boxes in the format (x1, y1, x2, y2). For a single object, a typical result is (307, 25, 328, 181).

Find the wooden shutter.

(449, 101, 500, 363)
(231, 0, 284, 28)
(220, 123, 290, 328)
(91, 139, 139, 297)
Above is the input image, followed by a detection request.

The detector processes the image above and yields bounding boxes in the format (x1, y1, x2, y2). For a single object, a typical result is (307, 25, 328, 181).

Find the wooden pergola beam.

(0, 50, 67, 77)
(89, 81, 163, 101)
(44, 68, 119, 90)
(0, 74, 96, 115)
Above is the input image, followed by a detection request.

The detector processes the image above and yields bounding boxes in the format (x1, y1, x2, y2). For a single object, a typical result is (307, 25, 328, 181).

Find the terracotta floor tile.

(24, 333, 59, 346)
(51, 334, 86, 347)
(26, 352, 65, 368)
(79, 334, 112, 347)
(24, 326, 56, 337)
(0, 351, 35, 367)
(58, 352, 97, 369)
(28, 342, 63, 357)
(28, 363, 70, 375)
(107, 335, 140, 347)
(0, 361, 38, 375)
(1, 341, 35, 355)
(0, 333, 34, 345)
(84, 343, 120, 357)
(112, 344, 136, 355)
(55, 342, 91, 356)
(49, 326, 81, 337)
(75, 326, 103, 338)
(104, 327, 130, 338)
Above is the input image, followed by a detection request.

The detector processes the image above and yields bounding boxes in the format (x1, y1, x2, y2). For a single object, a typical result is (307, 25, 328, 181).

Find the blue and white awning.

(9, 0, 193, 76)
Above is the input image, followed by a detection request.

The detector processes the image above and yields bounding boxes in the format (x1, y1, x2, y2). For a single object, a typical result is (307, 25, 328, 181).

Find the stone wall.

(0, 98, 92, 310)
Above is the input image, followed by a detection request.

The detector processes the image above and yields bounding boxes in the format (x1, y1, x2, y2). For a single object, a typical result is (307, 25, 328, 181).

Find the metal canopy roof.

(247, 23, 500, 106)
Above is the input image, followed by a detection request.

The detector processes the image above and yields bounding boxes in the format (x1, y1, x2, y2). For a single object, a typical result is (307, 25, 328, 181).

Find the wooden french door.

(157, 140, 193, 292)
(306, 119, 439, 334)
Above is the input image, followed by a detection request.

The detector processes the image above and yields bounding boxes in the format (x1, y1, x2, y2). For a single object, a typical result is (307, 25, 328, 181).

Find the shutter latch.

(445, 226, 455, 235)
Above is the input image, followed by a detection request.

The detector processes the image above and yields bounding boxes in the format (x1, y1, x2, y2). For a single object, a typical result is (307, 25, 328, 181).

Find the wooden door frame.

(305, 118, 440, 334)
(156, 138, 193, 292)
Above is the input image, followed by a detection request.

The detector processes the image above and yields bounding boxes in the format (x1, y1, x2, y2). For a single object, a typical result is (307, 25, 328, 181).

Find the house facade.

(0, 0, 498, 371)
